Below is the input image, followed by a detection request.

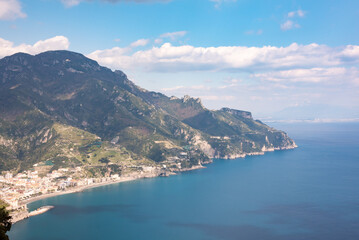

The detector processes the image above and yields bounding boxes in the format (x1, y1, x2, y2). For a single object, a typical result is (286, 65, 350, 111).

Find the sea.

(9, 122, 359, 240)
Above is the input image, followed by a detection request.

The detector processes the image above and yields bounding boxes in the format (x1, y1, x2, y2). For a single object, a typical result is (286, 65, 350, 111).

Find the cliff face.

(0, 50, 296, 172)
(220, 108, 252, 119)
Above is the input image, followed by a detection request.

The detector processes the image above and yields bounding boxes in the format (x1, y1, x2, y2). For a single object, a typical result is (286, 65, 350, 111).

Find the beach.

(12, 165, 206, 223)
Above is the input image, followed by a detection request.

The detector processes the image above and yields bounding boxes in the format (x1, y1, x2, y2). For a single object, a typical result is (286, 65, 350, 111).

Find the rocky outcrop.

(220, 107, 252, 119)
(11, 208, 29, 224)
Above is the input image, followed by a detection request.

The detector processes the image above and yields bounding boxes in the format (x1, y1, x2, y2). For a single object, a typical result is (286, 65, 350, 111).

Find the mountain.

(0, 50, 296, 175)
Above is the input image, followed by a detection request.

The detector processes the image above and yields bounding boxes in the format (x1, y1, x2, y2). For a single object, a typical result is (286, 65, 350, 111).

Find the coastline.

(12, 174, 158, 224)
(21, 178, 130, 206)
(21, 164, 208, 207)
(11, 145, 296, 224)
(12, 165, 206, 224)
(21, 164, 207, 207)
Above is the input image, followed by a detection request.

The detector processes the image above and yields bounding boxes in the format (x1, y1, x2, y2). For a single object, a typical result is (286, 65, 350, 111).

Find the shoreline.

(11, 177, 140, 224)
(12, 146, 296, 224)
(21, 179, 127, 206)
(12, 165, 206, 224)
(22, 164, 207, 207)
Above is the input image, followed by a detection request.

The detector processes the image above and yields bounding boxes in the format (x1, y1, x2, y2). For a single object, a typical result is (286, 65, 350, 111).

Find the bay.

(9, 123, 359, 240)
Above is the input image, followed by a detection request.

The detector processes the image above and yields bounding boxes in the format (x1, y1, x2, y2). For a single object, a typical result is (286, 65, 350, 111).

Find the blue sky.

(1, 0, 359, 120)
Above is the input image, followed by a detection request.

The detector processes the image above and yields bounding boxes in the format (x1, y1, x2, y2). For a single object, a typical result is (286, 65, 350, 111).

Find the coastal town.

(0, 154, 206, 224)
(0, 165, 169, 223)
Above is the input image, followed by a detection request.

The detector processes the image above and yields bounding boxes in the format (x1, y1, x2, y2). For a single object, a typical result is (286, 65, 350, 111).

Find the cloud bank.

(0, 36, 70, 58)
(88, 42, 359, 72)
(87, 41, 359, 88)
(252, 67, 359, 84)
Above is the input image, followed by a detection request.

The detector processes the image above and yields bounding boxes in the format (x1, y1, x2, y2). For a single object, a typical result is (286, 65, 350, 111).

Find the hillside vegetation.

(0, 51, 296, 174)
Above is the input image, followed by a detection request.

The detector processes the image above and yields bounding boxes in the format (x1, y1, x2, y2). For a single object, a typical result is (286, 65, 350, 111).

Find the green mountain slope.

(0, 50, 296, 174)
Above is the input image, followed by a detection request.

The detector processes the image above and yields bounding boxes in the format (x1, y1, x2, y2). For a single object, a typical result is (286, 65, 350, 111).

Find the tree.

(0, 206, 12, 240)
(148, 145, 165, 162)
(99, 157, 110, 165)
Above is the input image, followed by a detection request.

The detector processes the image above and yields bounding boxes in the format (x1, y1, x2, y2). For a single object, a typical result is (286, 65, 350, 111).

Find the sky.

(1, 0, 359, 120)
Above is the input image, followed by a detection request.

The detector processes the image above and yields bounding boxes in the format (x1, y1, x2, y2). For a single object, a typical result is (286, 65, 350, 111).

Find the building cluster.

(0, 167, 120, 210)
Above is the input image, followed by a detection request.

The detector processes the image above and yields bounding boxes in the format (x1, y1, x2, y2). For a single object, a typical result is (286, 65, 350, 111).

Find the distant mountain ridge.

(0, 50, 296, 174)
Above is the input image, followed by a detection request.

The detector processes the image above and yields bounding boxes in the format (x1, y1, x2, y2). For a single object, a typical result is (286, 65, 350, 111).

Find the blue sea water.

(9, 123, 359, 240)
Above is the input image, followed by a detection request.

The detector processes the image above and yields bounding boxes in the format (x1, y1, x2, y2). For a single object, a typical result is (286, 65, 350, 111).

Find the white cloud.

(282, 9, 305, 31)
(153, 31, 187, 46)
(223, 78, 239, 84)
(245, 29, 263, 35)
(218, 82, 238, 89)
(210, 0, 237, 8)
(154, 38, 163, 45)
(297, 9, 305, 17)
(87, 46, 130, 69)
(60, 0, 171, 7)
(0, 0, 26, 20)
(287, 11, 295, 18)
(161, 85, 210, 92)
(252, 67, 359, 83)
(340, 45, 359, 60)
(61, 0, 82, 7)
(288, 9, 305, 18)
(88, 42, 357, 73)
(159, 31, 187, 41)
(160, 85, 185, 91)
(0, 36, 70, 58)
(280, 20, 300, 31)
(130, 38, 149, 48)
(199, 95, 236, 101)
